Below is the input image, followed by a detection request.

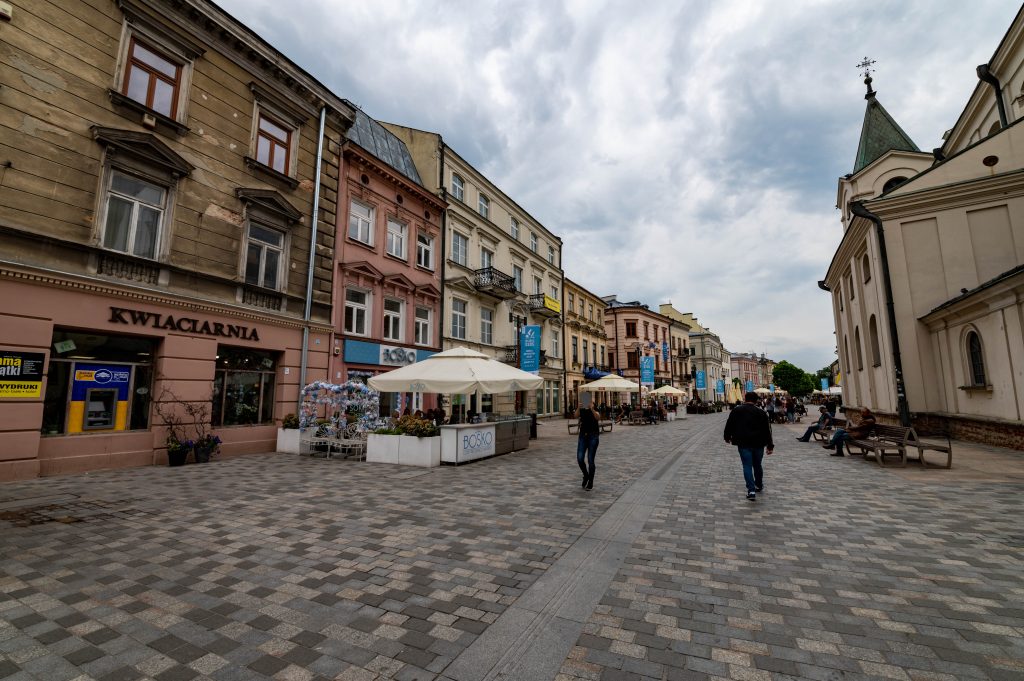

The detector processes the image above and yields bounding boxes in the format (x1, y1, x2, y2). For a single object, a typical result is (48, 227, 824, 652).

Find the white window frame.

(481, 247, 494, 270)
(99, 168, 168, 260)
(414, 307, 432, 346)
(451, 298, 467, 340)
(349, 200, 374, 245)
(451, 231, 468, 266)
(478, 194, 490, 219)
(533, 276, 542, 295)
(548, 245, 555, 265)
(551, 330, 560, 358)
(481, 308, 493, 345)
(416, 233, 434, 269)
(513, 265, 523, 292)
(383, 298, 403, 341)
(530, 232, 538, 252)
(550, 285, 559, 301)
(510, 217, 520, 240)
(243, 221, 285, 290)
(386, 218, 407, 259)
(451, 174, 464, 201)
(344, 288, 370, 336)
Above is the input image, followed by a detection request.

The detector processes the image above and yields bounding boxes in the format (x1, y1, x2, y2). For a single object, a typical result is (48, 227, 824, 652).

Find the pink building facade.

(331, 114, 445, 414)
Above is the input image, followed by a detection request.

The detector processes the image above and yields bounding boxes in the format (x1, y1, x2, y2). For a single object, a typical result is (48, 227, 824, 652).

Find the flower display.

(299, 380, 382, 434)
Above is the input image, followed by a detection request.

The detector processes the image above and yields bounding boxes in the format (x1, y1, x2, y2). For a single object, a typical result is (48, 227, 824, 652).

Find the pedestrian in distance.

(724, 391, 775, 501)
(796, 406, 833, 441)
(575, 392, 600, 490)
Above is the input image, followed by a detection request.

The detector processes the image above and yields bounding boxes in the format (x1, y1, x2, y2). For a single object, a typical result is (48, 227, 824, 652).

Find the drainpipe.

(560, 268, 566, 416)
(850, 201, 910, 426)
(299, 105, 328, 413)
(977, 64, 1008, 129)
(437, 138, 446, 355)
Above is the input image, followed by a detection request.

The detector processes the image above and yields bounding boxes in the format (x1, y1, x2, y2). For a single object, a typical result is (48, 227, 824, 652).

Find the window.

(510, 217, 520, 239)
(386, 219, 407, 259)
(548, 245, 555, 265)
(481, 308, 493, 344)
(344, 289, 369, 335)
(627, 353, 638, 369)
(415, 307, 431, 346)
(349, 200, 374, 245)
(122, 37, 181, 118)
(244, 223, 284, 290)
(256, 112, 292, 175)
(644, 322, 650, 339)
(451, 231, 468, 266)
(451, 174, 464, 201)
(571, 336, 578, 363)
(102, 170, 166, 259)
(530, 232, 538, 252)
(513, 265, 523, 292)
(869, 315, 881, 367)
(383, 299, 403, 341)
(600, 346, 605, 366)
(416, 233, 434, 269)
(855, 326, 863, 370)
(882, 176, 908, 194)
(478, 194, 490, 218)
(625, 321, 637, 337)
(533, 276, 542, 295)
(213, 346, 276, 427)
(862, 254, 871, 283)
(837, 286, 844, 312)
(551, 330, 559, 358)
(43, 330, 155, 435)
(481, 247, 493, 270)
(550, 285, 559, 300)
(589, 304, 594, 320)
(451, 299, 467, 339)
(568, 292, 575, 311)
(582, 340, 588, 365)
(967, 331, 986, 386)
(848, 274, 855, 300)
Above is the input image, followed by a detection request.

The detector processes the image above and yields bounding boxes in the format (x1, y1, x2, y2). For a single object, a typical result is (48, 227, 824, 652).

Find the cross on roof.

(856, 56, 876, 80)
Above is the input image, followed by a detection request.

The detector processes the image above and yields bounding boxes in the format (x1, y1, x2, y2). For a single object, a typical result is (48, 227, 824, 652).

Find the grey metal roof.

(347, 109, 422, 185)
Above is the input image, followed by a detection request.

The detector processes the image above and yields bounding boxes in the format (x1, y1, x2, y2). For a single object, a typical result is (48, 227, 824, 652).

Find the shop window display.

(212, 346, 277, 426)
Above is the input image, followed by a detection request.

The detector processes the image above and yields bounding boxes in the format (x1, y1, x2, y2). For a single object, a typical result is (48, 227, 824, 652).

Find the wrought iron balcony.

(502, 346, 547, 367)
(474, 267, 519, 299)
(528, 294, 561, 318)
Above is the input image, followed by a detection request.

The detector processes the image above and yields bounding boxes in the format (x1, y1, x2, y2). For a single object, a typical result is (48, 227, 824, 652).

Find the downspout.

(977, 63, 1008, 129)
(299, 105, 328, 413)
(850, 200, 910, 426)
(437, 138, 446, 358)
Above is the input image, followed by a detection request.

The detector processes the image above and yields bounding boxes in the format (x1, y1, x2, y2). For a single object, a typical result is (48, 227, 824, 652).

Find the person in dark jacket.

(575, 395, 601, 490)
(724, 391, 774, 501)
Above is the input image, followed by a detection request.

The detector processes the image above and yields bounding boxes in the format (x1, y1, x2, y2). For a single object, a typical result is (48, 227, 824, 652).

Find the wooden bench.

(811, 417, 845, 443)
(846, 425, 953, 468)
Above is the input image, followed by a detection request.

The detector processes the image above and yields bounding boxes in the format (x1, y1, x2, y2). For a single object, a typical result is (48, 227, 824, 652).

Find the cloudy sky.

(219, 0, 1014, 372)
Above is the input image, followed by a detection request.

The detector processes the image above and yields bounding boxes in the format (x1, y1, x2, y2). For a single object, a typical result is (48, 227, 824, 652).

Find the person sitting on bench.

(823, 407, 875, 457)
(796, 407, 833, 442)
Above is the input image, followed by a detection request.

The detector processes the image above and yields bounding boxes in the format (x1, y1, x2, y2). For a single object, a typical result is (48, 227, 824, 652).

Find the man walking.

(724, 391, 774, 501)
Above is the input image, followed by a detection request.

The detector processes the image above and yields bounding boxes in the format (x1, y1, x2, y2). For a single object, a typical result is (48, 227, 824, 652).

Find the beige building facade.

(0, 0, 355, 480)
(381, 124, 565, 417)
(563, 278, 609, 409)
(824, 7, 1024, 448)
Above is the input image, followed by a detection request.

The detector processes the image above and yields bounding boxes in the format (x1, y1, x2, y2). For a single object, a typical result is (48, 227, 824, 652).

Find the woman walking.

(576, 395, 600, 490)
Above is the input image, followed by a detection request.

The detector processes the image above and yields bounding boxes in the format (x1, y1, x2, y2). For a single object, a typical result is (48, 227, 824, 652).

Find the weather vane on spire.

(856, 56, 876, 99)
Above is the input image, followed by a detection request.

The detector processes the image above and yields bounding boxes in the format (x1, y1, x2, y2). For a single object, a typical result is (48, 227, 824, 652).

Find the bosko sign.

(379, 345, 417, 366)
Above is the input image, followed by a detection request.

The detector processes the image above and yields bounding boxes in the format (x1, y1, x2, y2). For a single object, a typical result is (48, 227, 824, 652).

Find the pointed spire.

(852, 59, 920, 173)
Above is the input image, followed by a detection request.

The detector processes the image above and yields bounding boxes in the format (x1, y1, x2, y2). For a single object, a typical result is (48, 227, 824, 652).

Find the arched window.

(869, 315, 881, 367)
(882, 176, 908, 194)
(855, 326, 864, 371)
(862, 254, 871, 284)
(844, 336, 850, 376)
(966, 330, 986, 386)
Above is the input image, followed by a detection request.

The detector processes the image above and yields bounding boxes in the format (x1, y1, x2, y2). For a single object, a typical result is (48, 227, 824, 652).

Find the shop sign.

(520, 325, 541, 374)
(380, 346, 417, 366)
(108, 307, 260, 341)
(542, 295, 561, 313)
(460, 429, 495, 457)
(0, 351, 45, 398)
(640, 356, 655, 385)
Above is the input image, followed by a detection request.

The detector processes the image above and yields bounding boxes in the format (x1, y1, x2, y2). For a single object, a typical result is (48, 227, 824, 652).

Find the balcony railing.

(474, 267, 518, 299)
(528, 293, 561, 318)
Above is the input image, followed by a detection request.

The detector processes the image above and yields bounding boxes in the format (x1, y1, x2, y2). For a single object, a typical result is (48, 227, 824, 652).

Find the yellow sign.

(75, 370, 96, 381)
(543, 295, 561, 313)
(0, 381, 42, 398)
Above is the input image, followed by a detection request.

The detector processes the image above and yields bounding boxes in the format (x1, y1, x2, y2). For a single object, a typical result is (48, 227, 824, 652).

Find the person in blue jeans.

(724, 391, 775, 501)
(575, 398, 601, 490)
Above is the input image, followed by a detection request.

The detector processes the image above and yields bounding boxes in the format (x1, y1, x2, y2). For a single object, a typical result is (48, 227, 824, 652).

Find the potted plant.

(166, 436, 192, 467)
(368, 415, 441, 467)
(276, 413, 301, 454)
(193, 434, 221, 463)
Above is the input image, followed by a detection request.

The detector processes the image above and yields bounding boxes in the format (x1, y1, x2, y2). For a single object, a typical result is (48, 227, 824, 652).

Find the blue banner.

(520, 325, 541, 374)
(770, 384, 775, 393)
(716, 379, 725, 394)
(745, 380, 754, 392)
(695, 370, 706, 390)
(820, 378, 829, 391)
(661, 341, 669, 362)
(640, 356, 655, 385)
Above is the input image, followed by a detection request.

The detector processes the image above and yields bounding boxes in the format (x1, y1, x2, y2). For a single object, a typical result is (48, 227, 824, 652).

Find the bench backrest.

(830, 418, 846, 428)
(871, 424, 915, 443)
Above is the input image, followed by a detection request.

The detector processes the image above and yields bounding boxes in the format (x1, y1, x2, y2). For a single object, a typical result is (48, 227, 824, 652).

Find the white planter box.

(398, 435, 441, 467)
(277, 428, 301, 454)
(366, 433, 400, 464)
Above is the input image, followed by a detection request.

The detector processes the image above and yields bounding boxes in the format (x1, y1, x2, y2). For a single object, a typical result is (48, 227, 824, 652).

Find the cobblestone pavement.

(1, 415, 1022, 681)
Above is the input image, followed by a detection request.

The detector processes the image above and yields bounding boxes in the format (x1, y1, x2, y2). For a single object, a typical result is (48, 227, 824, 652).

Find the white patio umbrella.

(753, 387, 772, 395)
(649, 385, 685, 395)
(826, 386, 843, 395)
(366, 347, 543, 394)
(578, 374, 641, 392)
